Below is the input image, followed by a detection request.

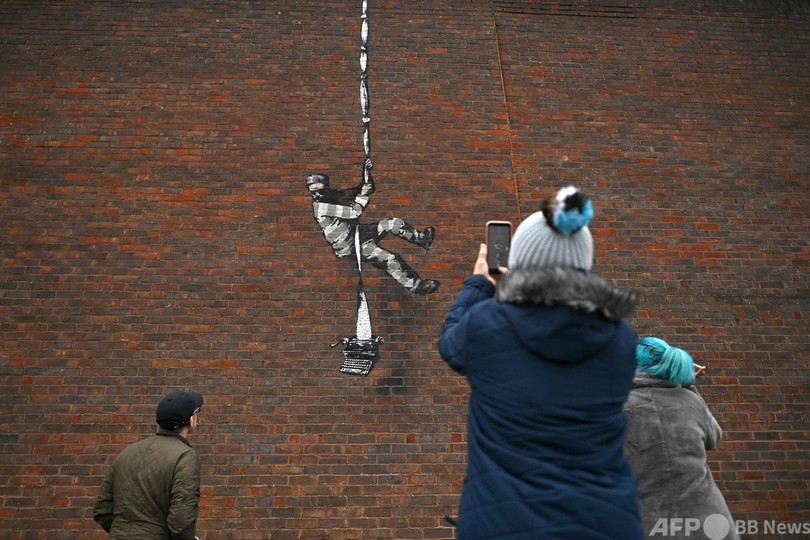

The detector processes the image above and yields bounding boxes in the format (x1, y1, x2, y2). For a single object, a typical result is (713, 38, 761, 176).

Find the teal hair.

(635, 336, 696, 386)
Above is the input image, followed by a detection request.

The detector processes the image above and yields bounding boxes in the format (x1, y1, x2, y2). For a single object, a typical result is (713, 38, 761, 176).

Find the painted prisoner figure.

(306, 161, 439, 294)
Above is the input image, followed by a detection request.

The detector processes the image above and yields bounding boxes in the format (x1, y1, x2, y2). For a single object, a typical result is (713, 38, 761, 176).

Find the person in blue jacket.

(439, 186, 644, 539)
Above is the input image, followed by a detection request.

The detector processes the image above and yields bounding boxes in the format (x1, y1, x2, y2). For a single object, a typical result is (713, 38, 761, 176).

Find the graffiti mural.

(306, 1, 439, 376)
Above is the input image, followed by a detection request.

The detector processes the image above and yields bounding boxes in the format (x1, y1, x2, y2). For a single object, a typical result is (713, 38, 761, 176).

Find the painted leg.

(361, 241, 439, 295)
(377, 218, 435, 250)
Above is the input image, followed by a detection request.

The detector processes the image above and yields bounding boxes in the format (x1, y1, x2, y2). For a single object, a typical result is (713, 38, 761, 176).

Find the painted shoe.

(410, 279, 440, 295)
(418, 227, 436, 250)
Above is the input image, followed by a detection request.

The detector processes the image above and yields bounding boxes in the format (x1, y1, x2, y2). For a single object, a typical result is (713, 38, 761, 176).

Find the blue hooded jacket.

(439, 269, 643, 540)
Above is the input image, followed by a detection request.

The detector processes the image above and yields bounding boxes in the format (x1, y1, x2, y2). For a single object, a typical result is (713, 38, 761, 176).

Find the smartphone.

(486, 221, 512, 274)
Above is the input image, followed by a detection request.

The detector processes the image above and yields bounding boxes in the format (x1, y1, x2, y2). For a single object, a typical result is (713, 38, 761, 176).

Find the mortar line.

(490, 1, 523, 223)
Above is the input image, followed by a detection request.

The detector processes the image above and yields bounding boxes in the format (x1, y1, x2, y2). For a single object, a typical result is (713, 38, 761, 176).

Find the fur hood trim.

(495, 268, 638, 321)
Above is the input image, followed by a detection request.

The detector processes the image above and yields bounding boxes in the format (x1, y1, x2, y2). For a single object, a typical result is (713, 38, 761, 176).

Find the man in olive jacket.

(93, 390, 203, 540)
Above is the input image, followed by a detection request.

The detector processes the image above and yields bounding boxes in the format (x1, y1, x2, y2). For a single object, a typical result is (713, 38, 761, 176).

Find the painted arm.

(314, 194, 369, 220)
(361, 158, 375, 196)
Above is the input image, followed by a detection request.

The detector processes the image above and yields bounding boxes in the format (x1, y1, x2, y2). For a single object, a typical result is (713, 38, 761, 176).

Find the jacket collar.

(495, 268, 638, 321)
(155, 426, 192, 447)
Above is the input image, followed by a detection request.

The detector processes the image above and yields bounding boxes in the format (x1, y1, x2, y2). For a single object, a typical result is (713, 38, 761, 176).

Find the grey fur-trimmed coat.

(624, 373, 739, 540)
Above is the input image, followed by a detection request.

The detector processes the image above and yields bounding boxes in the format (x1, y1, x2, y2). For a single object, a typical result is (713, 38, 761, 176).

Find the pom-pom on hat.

(156, 390, 203, 431)
(507, 186, 594, 271)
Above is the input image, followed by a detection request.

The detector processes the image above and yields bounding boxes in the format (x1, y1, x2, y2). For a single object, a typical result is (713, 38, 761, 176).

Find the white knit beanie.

(507, 186, 594, 271)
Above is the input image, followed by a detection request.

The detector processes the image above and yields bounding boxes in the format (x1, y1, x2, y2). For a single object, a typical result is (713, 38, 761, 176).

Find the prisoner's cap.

(306, 173, 330, 187)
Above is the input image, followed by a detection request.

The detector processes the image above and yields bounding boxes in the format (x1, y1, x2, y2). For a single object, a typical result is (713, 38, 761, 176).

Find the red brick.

(1, 1, 807, 538)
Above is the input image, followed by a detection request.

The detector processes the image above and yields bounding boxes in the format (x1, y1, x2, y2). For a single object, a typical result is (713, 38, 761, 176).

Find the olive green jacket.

(93, 428, 200, 540)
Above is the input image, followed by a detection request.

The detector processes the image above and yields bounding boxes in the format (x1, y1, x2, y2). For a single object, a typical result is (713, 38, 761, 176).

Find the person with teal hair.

(623, 337, 739, 539)
(634, 336, 704, 386)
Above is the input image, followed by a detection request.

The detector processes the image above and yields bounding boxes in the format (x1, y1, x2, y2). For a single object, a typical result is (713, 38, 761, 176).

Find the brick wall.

(1, 1, 807, 538)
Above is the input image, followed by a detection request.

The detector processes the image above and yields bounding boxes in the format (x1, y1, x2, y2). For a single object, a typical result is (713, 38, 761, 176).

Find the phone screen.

(486, 221, 512, 274)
